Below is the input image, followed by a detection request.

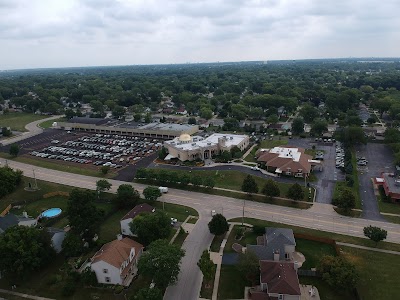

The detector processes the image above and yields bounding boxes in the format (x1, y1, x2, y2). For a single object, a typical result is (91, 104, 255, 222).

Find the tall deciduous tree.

(115, 184, 140, 208)
(143, 186, 162, 203)
(9, 144, 20, 157)
(363, 225, 387, 245)
(318, 256, 358, 290)
(133, 287, 163, 300)
(0, 166, 23, 198)
(238, 251, 260, 282)
(130, 211, 172, 245)
(197, 250, 216, 284)
(96, 179, 112, 199)
(334, 188, 355, 212)
(208, 214, 229, 236)
(291, 117, 305, 135)
(67, 189, 104, 242)
(241, 175, 258, 196)
(0, 226, 55, 277)
(138, 239, 185, 289)
(262, 179, 280, 199)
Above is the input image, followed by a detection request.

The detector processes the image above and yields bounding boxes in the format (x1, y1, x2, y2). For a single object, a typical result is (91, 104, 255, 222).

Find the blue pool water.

(41, 208, 62, 218)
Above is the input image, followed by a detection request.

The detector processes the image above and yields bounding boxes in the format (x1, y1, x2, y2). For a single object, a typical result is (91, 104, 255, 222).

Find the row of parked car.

(335, 142, 345, 168)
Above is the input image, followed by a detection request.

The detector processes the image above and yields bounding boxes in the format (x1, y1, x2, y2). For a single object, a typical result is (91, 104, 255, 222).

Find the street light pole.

(242, 198, 245, 226)
(33, 168, 38, 189)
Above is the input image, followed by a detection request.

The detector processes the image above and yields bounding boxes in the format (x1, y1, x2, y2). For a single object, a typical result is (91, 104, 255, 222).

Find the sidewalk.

(0, 289, 55, 300)
(337, 242, 400, 255)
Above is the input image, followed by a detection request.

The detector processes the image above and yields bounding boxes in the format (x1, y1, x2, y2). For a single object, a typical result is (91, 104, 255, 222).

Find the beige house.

(164, 133, 250, 161)
(90, 236, 143, 286)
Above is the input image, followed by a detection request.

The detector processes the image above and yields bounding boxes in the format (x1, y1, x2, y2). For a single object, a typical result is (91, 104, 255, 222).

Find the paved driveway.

(355, 143, 393, 221)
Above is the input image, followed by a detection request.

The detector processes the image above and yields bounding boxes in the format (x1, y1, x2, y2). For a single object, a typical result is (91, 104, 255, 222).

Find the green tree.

(340, 127, 366, 146)
(130, 211, 172, 245)
(133, 287, 163, 300)
(66, 189, 104, 242)
(384, 128, 400, 144)
(138, 239, 185, 289)
(197, 250, 216, 284)
(311, 118, 328, 136)
(203, 177, 215, 189)
(0, 166, 23, 198)
(105, 99, 117, 110)
(112, 105, 125, 119)
(238, 251, 260, 282)
(188, 117, 197, 125)
(62, 231, 84, 257)
(241, 175, 258, 196)
(0, 226, 55, 277)
(90, 100, 104, 114)
(266, 114, 279, 124)
(262, 179, 280, 199)
(318, 256, 358, 290)
(286, 183, 304, 200)
(1, 127, 12, 137)
(65, 109, 76, 120)
(100, 165, 110, 175)
(191, 176, 203, 187)
(208, 214, 229, 236)
(291, 117, 304, 135)
(334, 188, 355, 212)
(143, 186, 162, 203)
(115, 184, 140, 208)
(9, 144, 20, 157)
(200, 107, 213, 120)
(96, 179, 112, 199)
(134, 113, 142, 122)
(363, 225, 387, 245)
(300, 103, 319, 123)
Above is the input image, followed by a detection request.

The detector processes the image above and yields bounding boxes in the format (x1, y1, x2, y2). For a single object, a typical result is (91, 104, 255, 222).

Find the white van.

(159, 187, 168, 193)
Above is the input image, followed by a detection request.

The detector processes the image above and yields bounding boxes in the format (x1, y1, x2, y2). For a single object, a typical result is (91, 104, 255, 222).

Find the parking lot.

(26, 133, 163, 170)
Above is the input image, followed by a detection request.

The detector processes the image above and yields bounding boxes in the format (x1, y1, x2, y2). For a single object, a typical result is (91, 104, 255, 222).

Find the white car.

(211, 210, 216, 216)
(251, 166, 260, 171)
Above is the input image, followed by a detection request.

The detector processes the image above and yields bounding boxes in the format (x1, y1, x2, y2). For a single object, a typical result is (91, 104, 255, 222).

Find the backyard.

(0, 112, 48, 132)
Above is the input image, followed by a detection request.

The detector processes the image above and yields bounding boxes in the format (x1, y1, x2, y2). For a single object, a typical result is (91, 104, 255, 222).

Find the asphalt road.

(3, 159, 400, 300)
(355, 143, 393, 221)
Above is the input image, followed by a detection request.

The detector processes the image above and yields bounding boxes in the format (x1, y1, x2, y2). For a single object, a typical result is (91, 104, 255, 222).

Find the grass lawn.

(172, 228, 188, 247)
(382, 215, 400, 224)
(296, 238, 337, 269)
(0, 112, 48, 132)
(377, 193, 400, 215)
(217, 265, 251, 300)
(39, 117, 66, 128)
(0, 177, 74, 212)
(153, 201, 198, 221)
(244, 138, 289, 162)
(11, 196, 69, 217)
(98, 208, 130, 243)
(299, 276, 357, 300)
(341, 246, 400, 300)
(210, 234, 225, 252)
(0, 154, 116, 178)
(186, 216, 198, 224)
(228, 217, 400, 252)
(224, 225, 256, 253)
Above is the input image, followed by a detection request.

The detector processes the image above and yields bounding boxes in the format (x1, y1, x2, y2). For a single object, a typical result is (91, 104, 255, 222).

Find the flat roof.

(69, 117, 108, 125)
(166, 133, 247, 151)
(138, 123, 195, 132)
(269, 146, 301, 162)
(382, 173, 400, 194)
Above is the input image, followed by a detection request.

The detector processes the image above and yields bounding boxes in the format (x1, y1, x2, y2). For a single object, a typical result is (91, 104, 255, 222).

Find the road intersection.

(2, 158, 400, 300)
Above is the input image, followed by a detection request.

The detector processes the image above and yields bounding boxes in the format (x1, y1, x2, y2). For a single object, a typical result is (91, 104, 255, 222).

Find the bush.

(299, 133, 307, 138)
(235, 226, 244, 239)
(345, 175, 354, 187)
(114, 285, 124, 294)
(253, 225, 265, 235)
(47, 274, 62, 286)
(62, 281, 76, 297)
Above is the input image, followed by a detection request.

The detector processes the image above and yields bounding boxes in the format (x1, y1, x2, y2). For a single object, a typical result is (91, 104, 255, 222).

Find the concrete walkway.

(0, 288, 55, 300)
(241, 144, 257, 160)
(0, 115, 63, 146)
(337, 242, 400, 255)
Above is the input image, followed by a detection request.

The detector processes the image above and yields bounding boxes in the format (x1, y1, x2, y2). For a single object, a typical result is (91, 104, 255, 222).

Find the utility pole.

(242, 198, 245, 226)
(33, 168, 38, 189)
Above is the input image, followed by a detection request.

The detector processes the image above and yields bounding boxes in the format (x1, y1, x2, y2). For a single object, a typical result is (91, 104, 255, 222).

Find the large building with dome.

(164, 133, 250, 161)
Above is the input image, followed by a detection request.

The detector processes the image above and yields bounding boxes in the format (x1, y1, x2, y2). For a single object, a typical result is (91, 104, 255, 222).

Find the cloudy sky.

(1, 0, 399, 69)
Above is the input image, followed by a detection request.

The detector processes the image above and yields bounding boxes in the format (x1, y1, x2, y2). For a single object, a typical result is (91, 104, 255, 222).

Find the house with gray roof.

(47, 227, 67, 253)
(0, 212, 37, 234)
(247, 227, 296, 261)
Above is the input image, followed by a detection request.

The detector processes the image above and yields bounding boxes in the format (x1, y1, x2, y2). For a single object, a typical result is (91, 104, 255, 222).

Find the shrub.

(253, 225, 265, 235)
(62, 281, 76, 297)
(345, 175, 354, 187)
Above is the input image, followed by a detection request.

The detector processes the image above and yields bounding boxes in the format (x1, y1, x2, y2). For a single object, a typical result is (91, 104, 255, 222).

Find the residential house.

(120, 203, 155, 236)
(257, 146, 321, 178)
(90, 236, 144, 286)
(250, 261, 301, 300)
(247, 228, 296, 261)
(375, 173, 400, 203)
(176, 106, 187, 115)
(0, 212, 37, 234)
(47, 227, 67, 253)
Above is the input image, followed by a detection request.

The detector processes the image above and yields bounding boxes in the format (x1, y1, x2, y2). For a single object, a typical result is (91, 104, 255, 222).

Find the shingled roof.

(121, 203, 155, 221)
(260, 261, 301, 296)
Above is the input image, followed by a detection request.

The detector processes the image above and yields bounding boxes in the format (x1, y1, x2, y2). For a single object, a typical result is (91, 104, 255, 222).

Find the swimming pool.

(41, 208, 62, 218)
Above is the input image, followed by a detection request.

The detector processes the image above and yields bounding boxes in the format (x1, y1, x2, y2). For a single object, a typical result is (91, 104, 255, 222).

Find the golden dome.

(179, 134, 192, 142)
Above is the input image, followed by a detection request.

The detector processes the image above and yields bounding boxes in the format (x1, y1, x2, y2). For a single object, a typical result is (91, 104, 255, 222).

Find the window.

(105, 277, 111, 283)
(278, 295, 283, 300)
(103, 269, 108, 274)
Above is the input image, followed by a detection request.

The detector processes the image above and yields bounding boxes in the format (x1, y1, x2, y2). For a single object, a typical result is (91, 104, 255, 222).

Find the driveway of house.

(355, 143, 393, 221)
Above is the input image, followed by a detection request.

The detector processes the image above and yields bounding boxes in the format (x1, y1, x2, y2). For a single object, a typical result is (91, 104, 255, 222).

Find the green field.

(0, 112, 48, 131)
(217, 265, 251, 300)
(296, 238, 337, 269)
(39, 117, 66, 128)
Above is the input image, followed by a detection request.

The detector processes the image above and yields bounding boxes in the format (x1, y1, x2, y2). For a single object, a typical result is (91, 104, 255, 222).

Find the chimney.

(22, 211, 28, 218)
(294, 261, 299, 270)
(117, 234, 123, 241)
(274, 249, 280, 262)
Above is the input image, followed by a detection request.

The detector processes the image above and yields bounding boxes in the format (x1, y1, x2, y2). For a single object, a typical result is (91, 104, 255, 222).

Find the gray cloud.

(0, 0, 399, 69)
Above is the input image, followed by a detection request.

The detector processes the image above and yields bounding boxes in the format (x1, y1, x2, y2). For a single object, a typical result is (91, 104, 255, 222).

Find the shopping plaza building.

(164, 133, 249, 161)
